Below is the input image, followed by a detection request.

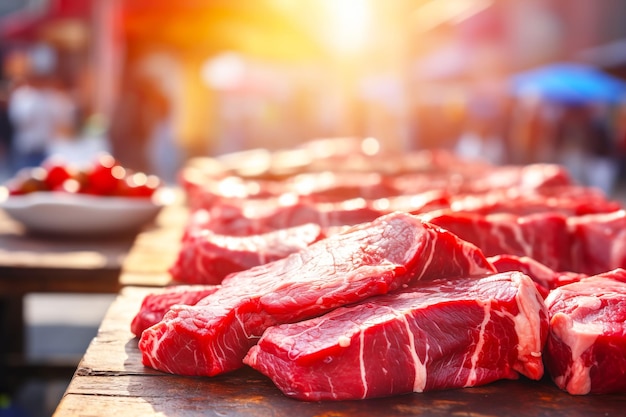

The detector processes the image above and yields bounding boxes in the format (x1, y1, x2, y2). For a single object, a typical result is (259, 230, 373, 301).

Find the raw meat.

(180, 147, 484, 209)
(449, 186, 620, 216)
(488, 254, 585, 298)
(567, 210, 626, 275)
(244, 272, 548, 401)
(183, 157, 574, 216)
(422, 211, 572, 271)
(280, 171, 396, 202)
(194, 198, 385, 236)
(544, 269, 626, 395)
(184, 189, 451, 238)
(139, 212, 496, 376)
(130, 285, 220, 337)
(422, 209, 626, 276)
(390, 163, 572, 196)
(170, 222, 325, 284)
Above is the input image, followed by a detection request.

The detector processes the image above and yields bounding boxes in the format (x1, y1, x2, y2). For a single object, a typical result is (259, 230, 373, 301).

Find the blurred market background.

(3, 0, 626, 190)
(2, 0, 626, 415)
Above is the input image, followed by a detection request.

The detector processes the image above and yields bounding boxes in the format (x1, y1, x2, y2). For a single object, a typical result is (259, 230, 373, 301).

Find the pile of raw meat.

(133, 138, 626, 400)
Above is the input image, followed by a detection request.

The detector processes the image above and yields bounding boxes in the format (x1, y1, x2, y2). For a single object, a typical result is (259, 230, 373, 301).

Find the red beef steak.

(170, 222, 325, 284)
(544, 268, 626, 395)
(422, 211, 571, 271)
(130, 285, 220, 337)
(488, 254, 585, 298)
(139, 212, 495, 376)
(244, 272, 548, 401)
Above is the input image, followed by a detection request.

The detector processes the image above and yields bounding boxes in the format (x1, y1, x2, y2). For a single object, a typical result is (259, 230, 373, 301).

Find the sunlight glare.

(321, 0, 373, 55)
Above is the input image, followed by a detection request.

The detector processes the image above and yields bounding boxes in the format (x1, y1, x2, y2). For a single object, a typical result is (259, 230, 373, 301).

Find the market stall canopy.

(510, 62, 626, 104)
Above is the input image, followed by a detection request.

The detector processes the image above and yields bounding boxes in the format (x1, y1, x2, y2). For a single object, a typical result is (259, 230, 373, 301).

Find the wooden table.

(52, 203, 626, 416)
(0, 208, 133, 385)
(0, 210, 131, 296)
(53, 286, 626, 416)
(0, 199, 185, 387)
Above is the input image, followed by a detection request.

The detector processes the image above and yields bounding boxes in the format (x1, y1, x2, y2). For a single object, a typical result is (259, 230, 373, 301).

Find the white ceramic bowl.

(0, 188, 173, 236)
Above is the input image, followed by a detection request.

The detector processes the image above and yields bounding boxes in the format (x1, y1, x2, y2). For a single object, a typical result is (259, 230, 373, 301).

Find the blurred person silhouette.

(7, 44, 76, 172)
(555, 103, 617, 194)
(585, 104, 618, 195)
(0, 83, 14, 180)
(613, 102, 626, 182)
(108, 71, 171, 175)
(454, 102, 505, 165)
(146, 86, 180, 184)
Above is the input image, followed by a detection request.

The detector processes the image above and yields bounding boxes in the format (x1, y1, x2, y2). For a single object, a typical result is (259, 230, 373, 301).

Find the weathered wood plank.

(119, 271, 173, 287)
(55, 371, 626, 417)
(118, 202, 185, 281)
(53, 286, 626, 417)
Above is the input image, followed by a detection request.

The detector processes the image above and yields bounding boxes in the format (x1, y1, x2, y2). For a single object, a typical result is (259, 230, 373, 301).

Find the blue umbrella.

(510, 62, 626, 104)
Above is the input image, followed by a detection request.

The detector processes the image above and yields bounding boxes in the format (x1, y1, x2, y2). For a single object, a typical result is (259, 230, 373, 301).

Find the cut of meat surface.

(130, 285, 220, 337)
(422, 211, 571, 271)
(488, 254, 586, 298)
(567, 210, 626, 275)
(139, 212, 496, 376)
(449, 186, 620, 216)
(544, 268, 626, 395)
(170, 223, 325, 284)
(389, 163, 572, 196)
(244, 272, 548, 401)
(195, 198, 385, 236)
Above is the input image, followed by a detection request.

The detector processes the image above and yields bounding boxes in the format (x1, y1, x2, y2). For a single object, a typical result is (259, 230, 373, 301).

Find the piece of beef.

(285, 171, 398, 202)
(567, 210, 626, 275)
(193, 198, 386, 236)
(180, 147, 480, 207)
(371, 189, 451, 215)
(244, 272, 548, 401)
(139, 212, 496, 376)
(390, 163, 572, 196)
(488, 254, 586, 298)
(185, 171, 398, 211)
(130, 285, 220, 337)
(449, 186, 620, 216)
(184, 189, 451, 238)
(422, 211, 572, 272)
(544, 269, 626, 395)
(170, 223, 326, 285)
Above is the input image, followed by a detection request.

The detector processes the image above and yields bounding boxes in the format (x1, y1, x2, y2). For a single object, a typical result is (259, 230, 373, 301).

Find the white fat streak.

(356, 311, 428, 398)
(553, 363, 593, 396)
(359, 329, 368, 399)
(466, 300, 491, 386)
(511, 273, 546, 377)
(510, 219, 534, 255)
(551, 312, 601, 395)
(565, 360, 593, 395)
(400, 315, 428, 392)
(488, 273, 544, 378)
(569, 317, 603, 360)
(149, 322, 179, 373)
(487, 218, 532, 257)
(235, 309, 262, 340)
(414, 236, 435, 281)
(461, 243, 490, 275)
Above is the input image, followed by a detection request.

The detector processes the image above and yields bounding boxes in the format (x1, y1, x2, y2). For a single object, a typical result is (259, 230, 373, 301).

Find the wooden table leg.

(0, 295, 24, 393)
